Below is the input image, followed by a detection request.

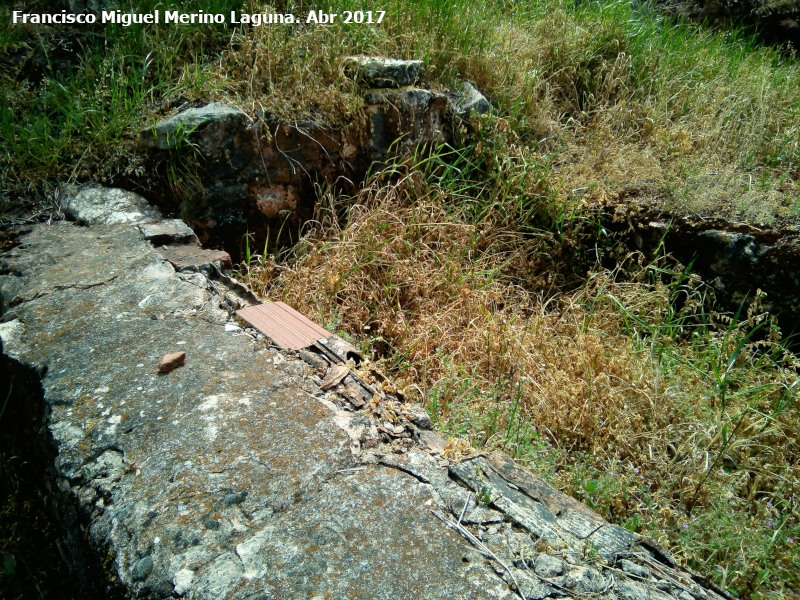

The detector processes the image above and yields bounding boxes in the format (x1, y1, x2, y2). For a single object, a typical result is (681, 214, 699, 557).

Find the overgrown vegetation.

(2, 0, 800, 597)
(2, 0, 800, 224)
(243, 143, 799, 598)
(0, 0, 237, 220)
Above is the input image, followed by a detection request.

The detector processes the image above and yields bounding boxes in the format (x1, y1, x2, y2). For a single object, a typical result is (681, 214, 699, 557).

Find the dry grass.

(241, 157, 799, 597)
(219, 0, 800, 226)
(4, 0, 798, 223)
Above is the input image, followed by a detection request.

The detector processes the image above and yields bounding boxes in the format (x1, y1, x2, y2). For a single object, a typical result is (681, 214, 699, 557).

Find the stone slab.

(142, 102, 249, 150)
(139, 219, 199, 245)
(156, 244, 233, 270)
(0, 214, 511, 599)
(344, 56, 426, 88)
(63, 184, 162, 226)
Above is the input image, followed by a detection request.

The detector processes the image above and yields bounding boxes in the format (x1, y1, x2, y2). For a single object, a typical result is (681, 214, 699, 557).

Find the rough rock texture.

(0, 189, 510, 599)
(344, 56, 426, 88)
(139, 59, 490, 257)
(156, 245, 233, 271)
(138, 219, 199, 246)
(0, 334, 115, 599)
(616, 215, 800, 336)
(1, 187, 735, 600)
(141, 103, 250, 151)
(452, 82, 494, 119)
(63, 184, 161, 226)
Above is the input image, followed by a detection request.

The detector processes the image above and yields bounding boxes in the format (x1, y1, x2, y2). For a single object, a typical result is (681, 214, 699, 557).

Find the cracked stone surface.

(0, 187, 734, 600)
(0, 193, 510, 599)
(63, 183, 162, 226)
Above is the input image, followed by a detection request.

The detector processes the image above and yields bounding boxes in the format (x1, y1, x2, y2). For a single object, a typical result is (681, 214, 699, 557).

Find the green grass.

(0, 0, 237, 216)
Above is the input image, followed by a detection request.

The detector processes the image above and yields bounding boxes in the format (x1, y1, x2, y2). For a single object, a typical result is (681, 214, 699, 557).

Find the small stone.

(534, 553, 564, 578)
(173, 568, 194, 595)
(617, 579, 653, 600)
(224, 322, 242, 333)
(405, 405, 433, 430)
(620, 559, 650, 579)
(418, 429, 447, 453)
(383, 421, 405, 436)
(553, 566, 607, 594)
(159, 351, 186, 373)
(514, 569, 558, 600)
(131, 555, 153, 581)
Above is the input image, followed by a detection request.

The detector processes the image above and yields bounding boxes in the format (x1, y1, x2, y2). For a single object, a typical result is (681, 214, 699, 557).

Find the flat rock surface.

(63, 184, 162, 226)
(0, 216, 510, 599)
(344, 56, 426, 88)
(138, 219, 199, 245)
(142, 102, 249, 150)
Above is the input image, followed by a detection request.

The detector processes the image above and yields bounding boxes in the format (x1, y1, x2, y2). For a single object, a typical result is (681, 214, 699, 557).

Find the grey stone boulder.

(138, 219, 199, 245)
(627, 218, 800, 340)
(453, 81, 493, 119)
(141, 102, 250, 150)
(344, 56, 426, 88)
(620, 558, 652, 579)
(63, 184, 161, 226)
(534, 554, 565, 578)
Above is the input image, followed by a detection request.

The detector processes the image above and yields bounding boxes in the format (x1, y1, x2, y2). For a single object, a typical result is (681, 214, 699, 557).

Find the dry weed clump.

(244, 171, 667, 464)
(242, 165, 799, 595)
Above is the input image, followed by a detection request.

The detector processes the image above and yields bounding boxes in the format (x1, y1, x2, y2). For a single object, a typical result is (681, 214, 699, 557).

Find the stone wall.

(139, 59, 490, 257)
(0, 185, 733, 600)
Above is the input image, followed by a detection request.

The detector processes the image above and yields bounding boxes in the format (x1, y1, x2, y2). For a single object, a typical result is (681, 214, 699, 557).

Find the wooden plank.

(236, 302, 330, 349)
